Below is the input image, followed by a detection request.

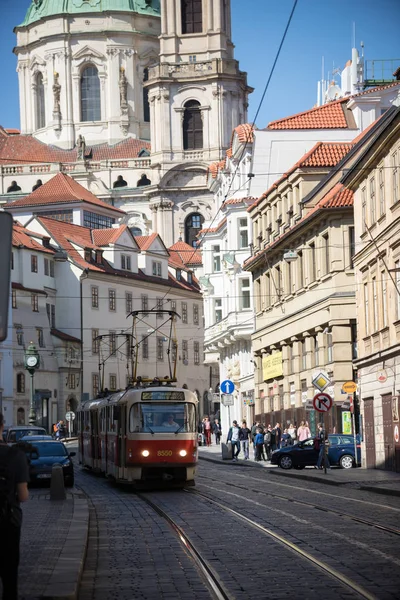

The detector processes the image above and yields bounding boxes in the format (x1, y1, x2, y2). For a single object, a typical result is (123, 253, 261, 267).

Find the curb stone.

(42, 497, 89, 600)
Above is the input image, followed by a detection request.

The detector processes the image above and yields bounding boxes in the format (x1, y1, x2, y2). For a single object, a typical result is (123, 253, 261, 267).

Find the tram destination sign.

(141, 391, 186, 401)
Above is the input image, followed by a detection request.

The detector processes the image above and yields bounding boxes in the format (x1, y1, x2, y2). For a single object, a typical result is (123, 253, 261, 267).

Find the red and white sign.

(313, 392, 333, 413)
(395, 425, 399, 444)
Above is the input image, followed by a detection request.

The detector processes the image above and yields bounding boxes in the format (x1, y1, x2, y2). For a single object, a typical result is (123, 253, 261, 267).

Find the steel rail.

(190, 489, 378, 600)
(137, 493, 230, 600)
(199, 475, 400, 537)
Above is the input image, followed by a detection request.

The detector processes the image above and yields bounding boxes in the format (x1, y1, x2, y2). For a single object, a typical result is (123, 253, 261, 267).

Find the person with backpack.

(0, 412, 29, 600)
(263, 425, 272, 460)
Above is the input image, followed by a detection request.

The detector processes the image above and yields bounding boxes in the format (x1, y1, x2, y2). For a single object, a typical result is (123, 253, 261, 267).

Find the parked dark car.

(6, 426, 47, 443)
(271, 435, 361, 470)
(20, 435, 53, 442)
(22, 440, 75, 487)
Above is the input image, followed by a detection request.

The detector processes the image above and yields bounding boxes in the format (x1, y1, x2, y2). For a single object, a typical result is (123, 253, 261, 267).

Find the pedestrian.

(288, 423, 297, 444)
(315, 423, 331, 469)
(213, 419, 222, 444)
(264, 425, 272, 460)
(281, 428, 292, 447)
(254, 428, 264, 461)
(204, 417, 212, 446)
(274, 423, 282, 449)
(297, 420, 311, 441)
(0, 412, 29, 600)
(227, 420, 241, 461)
(239, 421, 251, 460)
(251, 421, 262, 458)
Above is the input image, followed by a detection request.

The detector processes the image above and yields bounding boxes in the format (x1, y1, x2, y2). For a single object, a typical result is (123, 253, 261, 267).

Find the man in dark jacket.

(227, 420, 241, 461)
(0, 413, 29, 600)
(213, 419, 222, 445)
(239, 421, 251, 459)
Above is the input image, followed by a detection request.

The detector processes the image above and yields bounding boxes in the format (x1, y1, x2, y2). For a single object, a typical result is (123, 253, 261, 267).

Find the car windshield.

(9, 429, 46, 442)
(129, 403, 196, 433)
(32, 443, 68, 457)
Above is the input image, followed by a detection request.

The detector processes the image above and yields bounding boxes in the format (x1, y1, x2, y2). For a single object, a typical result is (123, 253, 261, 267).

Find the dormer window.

(95, 250, 103, 265)
(84, 249, 92, 263)
(188, 272, 193, 284)
(121, 254, 131, 271)
(152, 261, 162, 277)
(176, 269, 182, 281)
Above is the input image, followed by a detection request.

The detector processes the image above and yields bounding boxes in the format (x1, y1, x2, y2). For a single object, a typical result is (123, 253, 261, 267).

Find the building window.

(121, 254, 131, 271)
(44, 258, 49, 276)
(309, 243, 316, 282)
(170, 300, 177, 313)
(396, 261, 400, 320)
(181, 0, 203, 34)
(109, 331, 116, 355)
(314, 336, 319, 367)
(50, 303, 56, 328)
(298, 250, 304, 288)
(214, 298, 222, 323)
(393, 152, 399, 205)
(183, 100, 203, 150)
(152, 261, 162, 277)
(92, 374, 99, 397)
(36, 72, 46, 129)
(92, 329, 99, 354)
(361, 187, 367, 231)
(83, 211, 115, 229)
(156, 297, 163, 318)
(16, 325, 24, 346)
(68, 374, 76, 390)
(37, 328, 44, 348)
(91, 286, 99, 309)
(141, 294, 148, 315)
(279, 384, 284, 410)
(301, 339, 306, 371)
(31, 255, 38, 273)
(193, 304, 199, 325)
(382, 272, 388, 328)
(50, 261, 54, 277)
(240, 278, 251, 309)
(351, 323, 358, 359)
(370, 177, 376, 224)
(238, 218, 248, 248)
(182, 340, 188, 364)
(184, 212, 204, 247)
(379, 167, 385, 217)
(142, 335, 149, 359)
(181, 302, 188, 323)
(194, 341, 200, 365)
(143, 67, 150, 123)
(126, 292, 132, 314)
(109, 374, 117, 391)
(349, 227, 355, 269)
(157, 337, 164, 361)
(109, 289, 116, 311)
(17, 373, 25, 394)
(212, 245, 221, 272)
(81, 65, 101, 122)
(323, 235, 330, 275)
(40, 209, 73, 223)
(364, 283, 370, 335)
(372, 277, 378, 331)
(12, 289, 17, 309)
(176, 269, 182, 281)
(31, 294, 39, 312)
(326, 332, 333, 363)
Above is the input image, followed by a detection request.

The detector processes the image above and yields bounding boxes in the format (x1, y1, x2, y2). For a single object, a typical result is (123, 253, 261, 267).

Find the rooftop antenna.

(352, 22, 356, 48)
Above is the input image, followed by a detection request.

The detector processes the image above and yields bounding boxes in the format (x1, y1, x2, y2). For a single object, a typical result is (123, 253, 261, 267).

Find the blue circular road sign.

(221, 380, 235, 395)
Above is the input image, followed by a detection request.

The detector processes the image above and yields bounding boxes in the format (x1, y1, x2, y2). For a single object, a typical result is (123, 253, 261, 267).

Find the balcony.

(148, 59, 244, 82)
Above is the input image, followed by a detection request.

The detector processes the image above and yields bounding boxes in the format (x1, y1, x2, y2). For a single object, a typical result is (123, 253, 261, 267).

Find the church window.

(181, 0, 203, 34)
(36, 72, 46, 130)
(143, 68, 150, 123)
(183, 100, 203, 150)
(81, 66, 101, 122)
(184, 212, 204, 247)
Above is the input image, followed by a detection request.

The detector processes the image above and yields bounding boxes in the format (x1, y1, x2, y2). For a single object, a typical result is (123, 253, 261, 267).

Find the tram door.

(117, 403, 127, 479)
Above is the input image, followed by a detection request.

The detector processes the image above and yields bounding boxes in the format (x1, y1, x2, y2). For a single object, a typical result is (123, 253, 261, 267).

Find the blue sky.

(0, 0, 399, 131)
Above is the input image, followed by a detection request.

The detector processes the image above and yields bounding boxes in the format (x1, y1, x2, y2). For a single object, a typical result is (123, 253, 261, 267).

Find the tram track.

(198, 474, 400, 538)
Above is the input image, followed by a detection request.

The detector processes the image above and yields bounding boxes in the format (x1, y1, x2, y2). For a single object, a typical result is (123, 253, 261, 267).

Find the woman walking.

(297, 420, 311, 441)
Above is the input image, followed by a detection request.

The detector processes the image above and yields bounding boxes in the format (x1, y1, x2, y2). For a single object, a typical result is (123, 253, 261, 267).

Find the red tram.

(77, 385, 199, 486)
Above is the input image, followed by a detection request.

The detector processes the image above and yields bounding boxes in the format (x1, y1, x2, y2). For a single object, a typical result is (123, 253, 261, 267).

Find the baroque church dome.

(21, 0, 160, 27)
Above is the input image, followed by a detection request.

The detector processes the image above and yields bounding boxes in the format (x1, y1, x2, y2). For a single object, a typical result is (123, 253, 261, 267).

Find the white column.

(214, 0, 222, 31)
(208, 0, 214, 30)
(161, 0, 167, 34)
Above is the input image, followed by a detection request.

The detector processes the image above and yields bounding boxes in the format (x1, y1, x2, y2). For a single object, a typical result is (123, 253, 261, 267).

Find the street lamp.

(25, 342, 40, 425)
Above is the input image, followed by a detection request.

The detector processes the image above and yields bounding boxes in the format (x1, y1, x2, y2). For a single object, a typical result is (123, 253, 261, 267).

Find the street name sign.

(313, 393, 333, 413)
(220, 379, 235, 395)
(221, 394, 234, 407)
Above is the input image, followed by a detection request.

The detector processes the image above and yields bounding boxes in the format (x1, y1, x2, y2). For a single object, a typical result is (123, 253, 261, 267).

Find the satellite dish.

(325, 84, 342, 102)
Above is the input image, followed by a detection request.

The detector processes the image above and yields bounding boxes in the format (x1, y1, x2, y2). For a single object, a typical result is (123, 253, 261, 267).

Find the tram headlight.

(142, 450, 150, 457)
(179, 450, 187, 457)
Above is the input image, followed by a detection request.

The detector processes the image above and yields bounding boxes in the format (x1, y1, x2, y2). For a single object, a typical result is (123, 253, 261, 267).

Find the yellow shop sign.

(262, 352, 283, 380)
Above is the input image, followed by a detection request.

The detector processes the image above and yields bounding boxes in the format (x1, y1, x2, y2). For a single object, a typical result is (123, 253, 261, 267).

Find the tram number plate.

(157, 450, 172, 457)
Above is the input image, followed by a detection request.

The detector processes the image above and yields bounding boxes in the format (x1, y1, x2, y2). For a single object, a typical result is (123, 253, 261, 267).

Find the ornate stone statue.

(52, 72, 61, 115)
(119, 67, 128, 113)
(76, 135, 86, 160)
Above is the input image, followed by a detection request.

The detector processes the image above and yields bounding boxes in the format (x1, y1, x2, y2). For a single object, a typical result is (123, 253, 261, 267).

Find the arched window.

(81, 66, 101, 122)
(185, 212, 204, 247)
(143, 67, 150, 123)
(36, 72, 46, 129)
(130, 226, 143, 237)
(183, 100, 203, 150)
(17, 408, 25, 425)
(17, 373, 25, 394)
(181, 0, 203, 34)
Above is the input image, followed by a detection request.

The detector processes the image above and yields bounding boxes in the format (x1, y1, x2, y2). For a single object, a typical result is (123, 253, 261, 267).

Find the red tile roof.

(92, 225, 131, 247)
(7, 172, 125, 214)
(134, 232, 159, 251)
(224, 196, 257, 206)
(354, 81, 400, 97)
(234, 123, 254, 144)
(0, 134, 151, 165)
(266, 98, 351, 130)
(12, 221, 54, 254)
(5, 129, 20, 135)
(50, 328, 81, 344)
(198, 217, 227, 237)
(168, 241, 202, 266)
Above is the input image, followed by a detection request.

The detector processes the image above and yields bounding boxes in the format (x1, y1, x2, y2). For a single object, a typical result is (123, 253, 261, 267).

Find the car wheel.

(340, 455, 354, 469)
(279, 455, 293, 469)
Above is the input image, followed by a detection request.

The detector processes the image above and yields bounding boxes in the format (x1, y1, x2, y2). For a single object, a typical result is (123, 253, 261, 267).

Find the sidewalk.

(198, 444, 400, 497)
(16, 488, 89, 600)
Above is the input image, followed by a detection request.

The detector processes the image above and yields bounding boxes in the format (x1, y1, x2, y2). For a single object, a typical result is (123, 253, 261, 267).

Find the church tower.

(144, 0, 252, 246)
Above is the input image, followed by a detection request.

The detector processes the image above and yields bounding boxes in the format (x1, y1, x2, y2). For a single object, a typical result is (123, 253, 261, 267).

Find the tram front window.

(129, 403, 196, 433)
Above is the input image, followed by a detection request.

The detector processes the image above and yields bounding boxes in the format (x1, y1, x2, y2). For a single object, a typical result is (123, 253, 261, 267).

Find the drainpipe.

(80, 270, 89, 401)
